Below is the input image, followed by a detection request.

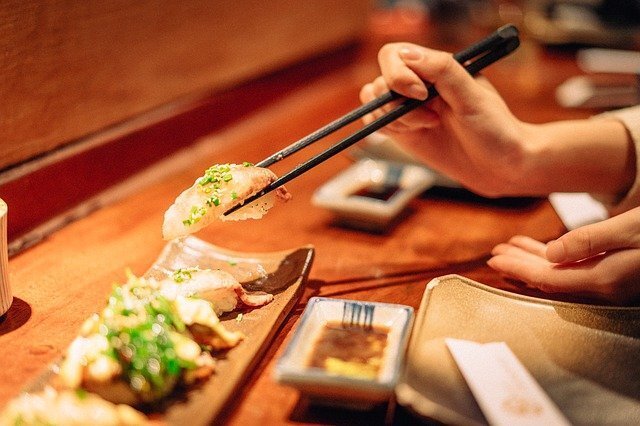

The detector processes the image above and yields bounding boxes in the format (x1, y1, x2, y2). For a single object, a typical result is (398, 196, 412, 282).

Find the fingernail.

(486, 257, 499, 270)
(546, 240, 566, 262)
(408, 83, 428, 100)
(399, 46, 423, 62)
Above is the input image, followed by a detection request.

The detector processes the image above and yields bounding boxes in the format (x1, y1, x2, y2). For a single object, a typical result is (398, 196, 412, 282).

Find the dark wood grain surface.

(0, 21, 604, 425)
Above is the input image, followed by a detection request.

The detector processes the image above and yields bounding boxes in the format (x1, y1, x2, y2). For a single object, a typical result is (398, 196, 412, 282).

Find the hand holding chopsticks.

(224, 24, 520, 216)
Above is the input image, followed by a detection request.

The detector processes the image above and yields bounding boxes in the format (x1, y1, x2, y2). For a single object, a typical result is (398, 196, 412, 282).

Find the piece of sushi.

(163, 163, 291, 240)
(0, 387, 147, 426)
(162, 267, 274, 316)
(57, 272, 241, 405)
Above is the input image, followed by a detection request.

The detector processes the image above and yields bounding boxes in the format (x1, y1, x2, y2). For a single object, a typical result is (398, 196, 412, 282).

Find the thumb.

(546, 210, 640, 263)
(398, 46, 486, 113)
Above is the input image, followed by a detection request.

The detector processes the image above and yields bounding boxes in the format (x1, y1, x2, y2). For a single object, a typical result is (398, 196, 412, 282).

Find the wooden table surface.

(0, 22, 605, 424)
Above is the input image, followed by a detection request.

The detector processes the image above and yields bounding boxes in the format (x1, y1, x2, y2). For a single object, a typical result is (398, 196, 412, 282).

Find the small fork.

(341, 301, 375, 330)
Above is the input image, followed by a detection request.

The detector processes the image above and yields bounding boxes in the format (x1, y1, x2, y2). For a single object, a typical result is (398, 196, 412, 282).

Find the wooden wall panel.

(0, 0, 373, 170)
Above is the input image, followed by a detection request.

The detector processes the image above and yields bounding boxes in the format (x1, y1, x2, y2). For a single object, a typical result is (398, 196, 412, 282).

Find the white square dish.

(312, 158, 435, 230)
(274, 297, 413, 407)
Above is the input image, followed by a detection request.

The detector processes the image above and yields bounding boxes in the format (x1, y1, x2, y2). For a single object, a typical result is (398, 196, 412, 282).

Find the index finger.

(546, 208, 640, 263)
(378, 43, 488, 114)
(377, 43, 429, 100)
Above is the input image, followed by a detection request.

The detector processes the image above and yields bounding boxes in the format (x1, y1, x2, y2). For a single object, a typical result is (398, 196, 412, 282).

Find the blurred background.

(3, 0, 640, 172)
(2, 0, 640, 250)
(375, 0, 640, 46)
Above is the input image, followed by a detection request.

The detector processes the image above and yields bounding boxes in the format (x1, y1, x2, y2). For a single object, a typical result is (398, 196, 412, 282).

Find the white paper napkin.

(548, 192, 608, 230)
(445, 338, 570, 426)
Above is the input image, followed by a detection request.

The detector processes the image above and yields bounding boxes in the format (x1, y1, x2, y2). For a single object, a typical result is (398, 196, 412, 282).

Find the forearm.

(518, 118, 635, 198)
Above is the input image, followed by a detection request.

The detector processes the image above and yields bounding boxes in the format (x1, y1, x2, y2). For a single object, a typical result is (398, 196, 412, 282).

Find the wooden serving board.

(25, 236, 315, 425)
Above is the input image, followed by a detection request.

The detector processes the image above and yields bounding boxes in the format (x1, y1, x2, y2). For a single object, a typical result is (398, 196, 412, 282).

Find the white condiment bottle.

(0, 199, 12, 316)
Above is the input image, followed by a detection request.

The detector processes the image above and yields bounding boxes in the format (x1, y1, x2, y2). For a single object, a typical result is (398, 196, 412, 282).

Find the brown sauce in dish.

(350, 185, 401, 202)
(307, 321, 389, 380)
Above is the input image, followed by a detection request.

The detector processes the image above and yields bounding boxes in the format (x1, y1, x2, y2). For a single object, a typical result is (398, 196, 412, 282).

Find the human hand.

(488, 207, 640, 304)
(359, 42, 531, 197)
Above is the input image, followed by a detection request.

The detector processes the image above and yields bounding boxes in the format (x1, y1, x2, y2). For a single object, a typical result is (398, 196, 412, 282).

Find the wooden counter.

(0, 22, 604, 425)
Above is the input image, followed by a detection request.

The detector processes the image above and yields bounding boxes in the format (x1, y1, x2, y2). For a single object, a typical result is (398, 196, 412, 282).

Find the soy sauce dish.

(274, 297, 414, 407)
(312, 159, 435, 231)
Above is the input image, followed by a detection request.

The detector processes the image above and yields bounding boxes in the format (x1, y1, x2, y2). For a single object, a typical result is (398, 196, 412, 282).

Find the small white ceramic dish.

(274, 297, 413, 407)
(312, 158, 434, 230)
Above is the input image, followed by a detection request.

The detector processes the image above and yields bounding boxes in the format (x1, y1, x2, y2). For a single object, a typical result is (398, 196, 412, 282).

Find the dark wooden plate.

(25, 236, 314, 425)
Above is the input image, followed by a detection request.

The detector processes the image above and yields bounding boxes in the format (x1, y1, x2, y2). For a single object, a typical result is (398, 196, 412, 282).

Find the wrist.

(490, 122, 541, 196)
(519, 118, 635, 196)
(517, 122, 559, 195)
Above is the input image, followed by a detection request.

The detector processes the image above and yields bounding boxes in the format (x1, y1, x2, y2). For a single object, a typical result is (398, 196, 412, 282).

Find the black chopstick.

(224, 24, 520, 216)
(256, 24, 519, 169)
(256, 90, 401, 168)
